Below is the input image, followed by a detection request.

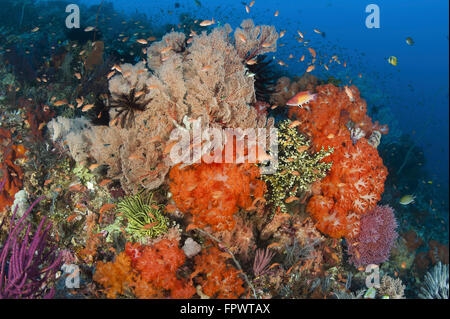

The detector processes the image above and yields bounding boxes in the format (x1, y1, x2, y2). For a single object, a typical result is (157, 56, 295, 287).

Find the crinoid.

(246, 54, 277, 103)
(109, 87, 152, 129)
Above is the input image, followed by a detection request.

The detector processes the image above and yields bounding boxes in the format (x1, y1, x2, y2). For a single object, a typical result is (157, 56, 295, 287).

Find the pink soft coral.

(346, 205, 398, 267)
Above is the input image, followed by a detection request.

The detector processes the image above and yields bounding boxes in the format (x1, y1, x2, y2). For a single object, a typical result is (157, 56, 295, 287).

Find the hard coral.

(0, 128, 27, 213)
(261, 120, 332, 214)
(169, 161, 266, 231)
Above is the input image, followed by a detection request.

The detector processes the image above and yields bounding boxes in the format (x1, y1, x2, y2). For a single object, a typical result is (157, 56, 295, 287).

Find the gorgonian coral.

(49, 19, 276, 194)
(346, 205, 398, 267)
(0, 180, 61, 299)
(169, 160, 266, 231)
(0, 128, 27, 213)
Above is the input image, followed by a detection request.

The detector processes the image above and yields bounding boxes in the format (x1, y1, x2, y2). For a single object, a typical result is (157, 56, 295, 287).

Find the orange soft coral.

(94, 239, 195, 299)
(126, 239, 195, 299)
(169, 162, 266, 231)
(288, 84, 388, 149)
(93, 251, 135, 298)
(0, 128, 27, 213)
(191, 245, 245, 299)
(288, 84, 388, 239)
(307, 138, 388, 238)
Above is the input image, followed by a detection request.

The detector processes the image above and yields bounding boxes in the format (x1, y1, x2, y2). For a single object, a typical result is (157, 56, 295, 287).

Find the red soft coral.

(288, 84, 388, 148)
(127, 239, 195, 298)
(289, 84, 388, 239)
(169, 162, 266, 231)
(94, 239, 195, 299)
(0, 128, 27, 213)
(191, 245, 245, 299)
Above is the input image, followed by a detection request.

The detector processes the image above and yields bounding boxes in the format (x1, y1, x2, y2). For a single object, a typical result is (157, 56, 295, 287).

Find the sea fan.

(0, 178, 61, 299)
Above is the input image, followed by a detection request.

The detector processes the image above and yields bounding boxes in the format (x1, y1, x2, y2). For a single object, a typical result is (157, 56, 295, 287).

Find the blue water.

(75, 0, 449, 188)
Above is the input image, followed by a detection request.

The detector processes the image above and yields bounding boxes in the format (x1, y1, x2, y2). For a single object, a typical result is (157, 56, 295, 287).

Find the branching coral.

(49, 20, 276, 194)
(191, 245, 246, 299)
(346, 205, 398, 267)
(261, 120, 332, 213)
(169, 161, 266, 232)
(0, 181, 61, 299)
(0, 128, 27, 213)
(378, 275, 405, 299)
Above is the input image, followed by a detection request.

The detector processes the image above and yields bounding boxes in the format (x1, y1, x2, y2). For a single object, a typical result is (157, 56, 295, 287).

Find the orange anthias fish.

(286, 91, 317, 107)
(199, 18, 215, 26)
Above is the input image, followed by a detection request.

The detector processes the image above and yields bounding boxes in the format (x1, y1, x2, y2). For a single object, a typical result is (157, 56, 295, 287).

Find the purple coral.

(253, 248, 275, 277)
(0, 178, 61, 299)
(346, 205, 398, 267)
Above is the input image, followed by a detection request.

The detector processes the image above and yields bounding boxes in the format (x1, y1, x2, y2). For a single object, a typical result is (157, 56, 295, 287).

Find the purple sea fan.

(346, 205, 398, 267)
(0, 178, 61, 299)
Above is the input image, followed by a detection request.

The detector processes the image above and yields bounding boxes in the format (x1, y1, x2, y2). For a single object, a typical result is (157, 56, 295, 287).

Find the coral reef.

(49, 19, 276, 194)
(287, 84, 389, 239)
(94, 238, 195, 299)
